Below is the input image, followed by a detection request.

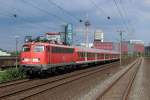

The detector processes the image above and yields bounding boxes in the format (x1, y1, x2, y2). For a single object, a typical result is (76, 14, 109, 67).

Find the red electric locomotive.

(20, 41, 120, 76)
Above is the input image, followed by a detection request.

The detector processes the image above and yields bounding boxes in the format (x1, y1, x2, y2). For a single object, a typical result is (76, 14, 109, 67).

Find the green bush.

(0, 68, 25, 82)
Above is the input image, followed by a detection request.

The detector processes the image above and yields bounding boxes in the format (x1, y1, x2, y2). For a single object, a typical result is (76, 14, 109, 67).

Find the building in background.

(59, 32, 66, 44)
(120, 41, 130, 54)
(145, 46, 150, 56)
(45, 24, 73, 45)
(118, 40, 144, 55)
(80, 43, 93, 48)
(94, 30, 104, 42)
(46, 32, 61, 43)
(93, 40, 144, 56)
(130, 40, 144, 56)
(65, 24, 73, 45)
(93, 41, 113, 51)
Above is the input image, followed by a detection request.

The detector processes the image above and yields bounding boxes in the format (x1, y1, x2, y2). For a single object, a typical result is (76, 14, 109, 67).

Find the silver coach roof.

(73, 46, 119, 54)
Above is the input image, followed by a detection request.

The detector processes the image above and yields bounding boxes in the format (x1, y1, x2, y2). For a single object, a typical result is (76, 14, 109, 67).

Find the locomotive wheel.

(26, 72, 35, 79)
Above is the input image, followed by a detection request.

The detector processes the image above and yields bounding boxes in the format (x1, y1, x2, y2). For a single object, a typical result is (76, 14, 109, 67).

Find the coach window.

(87, 53, 89, 58)
(80, 52, 82, 58)
(83, 52, 85, 58)
(98, 54, 100, 58)
(90, 53, 92, 58)
(78, 52, 81, 58)
(91, 53, 93, 58)
(93, 53, 95, 58)
(114, 54, 115, 58)
(81, 52, 85, 58)
(105, 54, 109, 59)
(97, 54, 100, 58)
(87, 53, 90, 58)
(79, 52, 81, 58)
(101, 54, 103, 58)
(88, 53, 93, 58)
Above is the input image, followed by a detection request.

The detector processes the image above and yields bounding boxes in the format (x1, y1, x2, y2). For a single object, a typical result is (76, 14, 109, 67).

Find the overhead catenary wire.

(11, 0, 65, 31)
(0, 9, 60, 31)
(89, 0, 112, 33)
(11, 11, 61, 30)
(89, 0, 111, 20)
(12, 13, 60, 30)
(47, 0, 83, 23)
(113, 0, 130, 33)
(21, 0, 69, 24)
(15, 14, 60, 31)
(118, 1, 135, 35)
(0, 0, 63, 31)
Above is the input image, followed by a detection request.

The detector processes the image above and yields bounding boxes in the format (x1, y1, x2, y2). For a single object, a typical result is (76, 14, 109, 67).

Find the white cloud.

(144, 0, 150, 4)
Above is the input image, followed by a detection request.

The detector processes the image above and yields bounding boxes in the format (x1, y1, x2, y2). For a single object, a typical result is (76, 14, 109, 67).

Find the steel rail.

(0, 79, 30, 88)
(122, 59, 142, 100)
(0, 62, 119, 99)
(97, 58, 141, 100)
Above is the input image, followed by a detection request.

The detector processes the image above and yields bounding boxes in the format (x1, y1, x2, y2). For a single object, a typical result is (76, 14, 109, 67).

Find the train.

(20, 41, 120, 76)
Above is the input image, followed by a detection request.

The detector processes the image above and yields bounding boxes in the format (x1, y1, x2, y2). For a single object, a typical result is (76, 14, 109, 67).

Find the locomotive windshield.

(22, 45, 30, 52)
(34, 45, 44, 52)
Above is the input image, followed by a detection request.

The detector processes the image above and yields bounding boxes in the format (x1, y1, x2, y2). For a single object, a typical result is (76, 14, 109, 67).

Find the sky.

(0, 0, 150, 51)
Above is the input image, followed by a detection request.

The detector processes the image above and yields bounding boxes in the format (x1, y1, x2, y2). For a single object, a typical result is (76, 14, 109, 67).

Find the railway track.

(0, 79, 30, 88)
(0, 62, 119, 100)
(96, 58, 142, 100)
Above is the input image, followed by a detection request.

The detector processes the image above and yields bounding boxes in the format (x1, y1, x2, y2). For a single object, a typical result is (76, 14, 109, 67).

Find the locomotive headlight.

(32, 58, 40, 62)
(22, 58, 30, 62)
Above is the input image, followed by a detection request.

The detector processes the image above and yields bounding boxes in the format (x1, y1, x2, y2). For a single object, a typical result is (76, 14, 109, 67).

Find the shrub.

(0, 68, 25, 82)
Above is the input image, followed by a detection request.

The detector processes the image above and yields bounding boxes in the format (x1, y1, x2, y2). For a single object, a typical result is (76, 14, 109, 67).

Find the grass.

(0, 68, 26, 83)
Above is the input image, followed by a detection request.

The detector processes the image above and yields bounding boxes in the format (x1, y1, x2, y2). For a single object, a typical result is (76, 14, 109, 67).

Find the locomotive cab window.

(22, 45, 30, 52)
(34, 45, 44, 52)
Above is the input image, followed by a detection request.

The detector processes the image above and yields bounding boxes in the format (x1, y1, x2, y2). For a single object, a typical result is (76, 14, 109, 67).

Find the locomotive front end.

(20, 43, 48, 76)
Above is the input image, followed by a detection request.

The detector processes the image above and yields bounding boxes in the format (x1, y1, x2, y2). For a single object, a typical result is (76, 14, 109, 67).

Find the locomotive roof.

(23, 42, 74, 48)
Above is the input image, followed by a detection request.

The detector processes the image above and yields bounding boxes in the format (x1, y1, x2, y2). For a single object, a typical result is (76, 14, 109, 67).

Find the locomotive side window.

(22, 46, 30, 52)
(34, 45, 44, 52)
(52, 47, 74, 53)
